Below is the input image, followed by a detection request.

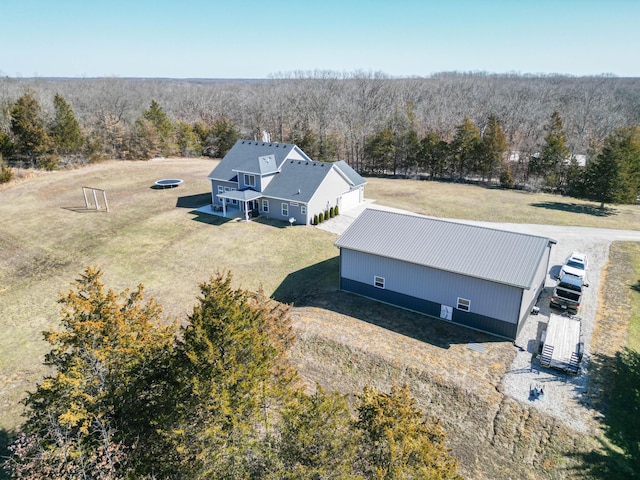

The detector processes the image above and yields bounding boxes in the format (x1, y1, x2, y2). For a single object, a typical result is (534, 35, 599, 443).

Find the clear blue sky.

(1, 0, 638, 78)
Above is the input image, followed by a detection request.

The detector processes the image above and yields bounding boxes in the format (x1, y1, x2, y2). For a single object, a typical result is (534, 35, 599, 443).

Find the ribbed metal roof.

(334, 209, 555, 289)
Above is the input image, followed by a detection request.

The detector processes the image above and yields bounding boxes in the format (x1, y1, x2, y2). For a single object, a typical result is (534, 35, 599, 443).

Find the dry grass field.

(0, 158, 338, 431)
(367, 177, 640, 230)
(1, 158, 639, 479)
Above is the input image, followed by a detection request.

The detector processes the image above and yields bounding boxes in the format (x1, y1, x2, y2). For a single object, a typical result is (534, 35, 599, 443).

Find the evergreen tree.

(290, 123, 320, 159)
(128, 117, 162, 159)
(364, 127, 396, 175)
(176, 120, 202, 157)
(397, 128, 421, 177)
(0, 154, 13, 183)
(450, 117, 481, 180)
(583, 126, 640, 207)
(530, 111, 570, 191)
(419, 131, 448, 179)
(50, 93, 84, 155)
(275, 386, 361, 479)
(9, 91, 50, 165)
(204, 117, 240, 158)
(167, 271, 296, 478)
(354, 384, 462, 480)
(7, 267, 176, 478)
(143, 99, 174, 154)
(480, 114, 508, 182)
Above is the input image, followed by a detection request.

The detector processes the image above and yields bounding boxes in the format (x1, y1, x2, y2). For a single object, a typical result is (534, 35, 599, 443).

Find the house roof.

(262, 160, 337, 203)
(333, 160, 367, 187)
(218, 189, 263, 202)
(208, 139, 366, 204)
(208, 140, 312, 181)
(334, 209, 555, 289)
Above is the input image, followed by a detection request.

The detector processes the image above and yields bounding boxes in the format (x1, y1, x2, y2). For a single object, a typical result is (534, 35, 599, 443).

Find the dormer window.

(244, 174, 256, 187)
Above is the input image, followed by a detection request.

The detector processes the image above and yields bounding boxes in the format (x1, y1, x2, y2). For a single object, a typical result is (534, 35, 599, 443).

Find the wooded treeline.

(4, 268, 462, 479)
(1, 72, 639, 202)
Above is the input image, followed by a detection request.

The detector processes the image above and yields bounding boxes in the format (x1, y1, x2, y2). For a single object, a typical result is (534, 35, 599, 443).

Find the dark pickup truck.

(550, 273, 587, 314)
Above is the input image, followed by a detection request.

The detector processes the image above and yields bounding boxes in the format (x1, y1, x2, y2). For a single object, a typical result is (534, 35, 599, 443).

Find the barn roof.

(334, 209, 555, 289)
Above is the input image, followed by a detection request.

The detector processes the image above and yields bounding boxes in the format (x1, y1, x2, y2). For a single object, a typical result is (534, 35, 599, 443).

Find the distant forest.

(1, 72, 639, 201)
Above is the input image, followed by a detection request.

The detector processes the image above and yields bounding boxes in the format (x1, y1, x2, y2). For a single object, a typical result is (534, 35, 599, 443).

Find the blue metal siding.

(340, 278, 518, 339)
(340, 249, 522, 325)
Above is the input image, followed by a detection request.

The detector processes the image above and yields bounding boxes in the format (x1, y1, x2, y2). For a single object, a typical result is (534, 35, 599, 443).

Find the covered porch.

(216, 189, 263, 221)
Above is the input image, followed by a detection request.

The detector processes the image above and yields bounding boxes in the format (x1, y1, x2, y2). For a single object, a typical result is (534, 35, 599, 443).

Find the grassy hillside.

(1, 159, 638, 478)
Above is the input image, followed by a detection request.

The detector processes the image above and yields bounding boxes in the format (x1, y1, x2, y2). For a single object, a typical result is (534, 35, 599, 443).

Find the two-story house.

(207, 140, 366, 224)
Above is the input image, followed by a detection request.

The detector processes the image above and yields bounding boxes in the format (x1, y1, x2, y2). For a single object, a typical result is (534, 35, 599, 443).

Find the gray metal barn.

(334, 209, 556, 340)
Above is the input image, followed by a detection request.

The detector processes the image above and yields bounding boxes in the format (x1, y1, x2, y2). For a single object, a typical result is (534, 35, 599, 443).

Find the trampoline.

(154, 179, 183, 188)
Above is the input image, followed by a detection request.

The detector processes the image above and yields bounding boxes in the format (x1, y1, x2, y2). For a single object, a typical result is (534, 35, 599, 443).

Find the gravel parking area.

(320, 202, 640, 433)
(484, 222, 640, 433)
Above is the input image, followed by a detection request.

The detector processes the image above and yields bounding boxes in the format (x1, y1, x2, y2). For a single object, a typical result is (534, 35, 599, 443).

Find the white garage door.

(338, 188, 361, 212)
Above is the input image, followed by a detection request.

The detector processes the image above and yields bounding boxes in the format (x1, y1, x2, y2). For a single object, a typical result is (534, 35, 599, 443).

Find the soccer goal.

(82, 186, 109, 212)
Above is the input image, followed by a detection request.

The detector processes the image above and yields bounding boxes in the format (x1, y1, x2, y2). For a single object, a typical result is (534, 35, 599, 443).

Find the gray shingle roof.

(333, 160, 366, 187)
(207, 140, 311, 181)
(262, 160, 334, 203)
(335, 209, 555, 289)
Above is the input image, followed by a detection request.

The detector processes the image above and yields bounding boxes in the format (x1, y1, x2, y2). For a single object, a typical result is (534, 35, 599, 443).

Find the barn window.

(374, 276, 385, 289)
(457, 297, 470, 311)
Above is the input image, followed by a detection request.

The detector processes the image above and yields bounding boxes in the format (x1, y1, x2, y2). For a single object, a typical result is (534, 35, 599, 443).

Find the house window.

(457, 297, 470, 312)
(244, 174, 256, 187)
(262, 199, 269, 212)
(301, 205, 306, 215)
(217, 185, 224, 194)
(282, 203, 288, 216)
(224, 186, 230, 203)
(374, 276, 385, 289)
(231, 187, 237, 205)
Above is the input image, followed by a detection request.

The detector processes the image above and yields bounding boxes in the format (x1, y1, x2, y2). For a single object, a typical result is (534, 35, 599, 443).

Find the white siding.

(307, 168, 350, 218)
(338, 187, 362, 212)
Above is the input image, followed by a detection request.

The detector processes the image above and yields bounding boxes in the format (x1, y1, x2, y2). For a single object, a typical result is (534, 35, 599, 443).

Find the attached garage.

(334, 209, 556, 340)
(338, 186, 364, 212)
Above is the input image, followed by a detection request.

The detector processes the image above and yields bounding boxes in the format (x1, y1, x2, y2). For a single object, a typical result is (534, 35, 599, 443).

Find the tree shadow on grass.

(273, 258, 503, 349)
(568, 348, 640, 478)
(529, 201, 617, 217)
(631, 280, 640, 293)
(0, 429, 15, 480)
(272, 257, 340, 304)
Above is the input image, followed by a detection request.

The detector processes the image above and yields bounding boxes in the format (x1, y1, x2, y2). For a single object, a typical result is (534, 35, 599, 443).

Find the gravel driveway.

(319, 201, 640, 433)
